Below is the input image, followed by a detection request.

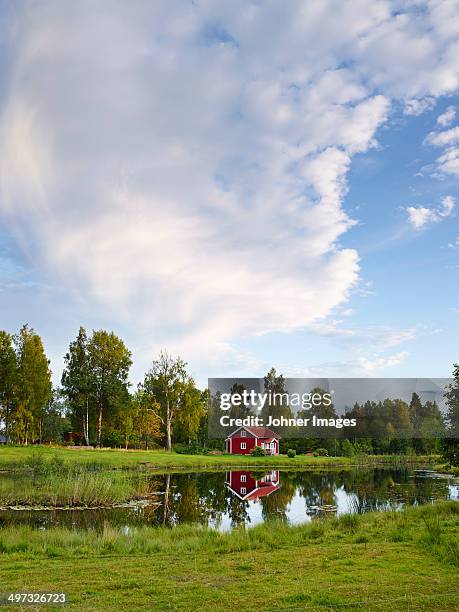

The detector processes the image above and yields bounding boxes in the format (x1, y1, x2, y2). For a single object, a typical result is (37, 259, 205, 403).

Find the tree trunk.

(4, 402, 10, 443)
(166, 397, 172, 451)
(83, 399, 89, 446)
(97, 400, 103, 447)
(163, 473, 170, 525)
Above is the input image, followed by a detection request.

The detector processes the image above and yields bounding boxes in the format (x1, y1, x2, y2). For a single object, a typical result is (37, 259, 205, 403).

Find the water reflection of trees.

(156, 472, 250, 527)
(0, 469, 454, 530)
(148, 469, 454, 524)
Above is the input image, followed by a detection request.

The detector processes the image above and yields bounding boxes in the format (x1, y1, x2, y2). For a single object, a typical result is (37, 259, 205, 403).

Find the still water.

(0, 467, 457, 531)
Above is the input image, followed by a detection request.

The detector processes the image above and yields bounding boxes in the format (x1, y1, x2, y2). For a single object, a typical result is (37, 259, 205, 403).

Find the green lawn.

(0, 501, 457, 610)
(0, 445, 438, 472)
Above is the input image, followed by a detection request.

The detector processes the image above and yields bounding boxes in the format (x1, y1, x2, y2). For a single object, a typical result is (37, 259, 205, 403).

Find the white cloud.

(404, 97, 435, 116)
(357, 351, 410, 374)
(425, 120, 459, 176)
(407, 196, 455, 229)
(425, 125, 459, 147)
(435, 147, 459, 176)
(448, 237, 459, 249)
(0, 1, 459, 370)
(437, 105, 456, 126)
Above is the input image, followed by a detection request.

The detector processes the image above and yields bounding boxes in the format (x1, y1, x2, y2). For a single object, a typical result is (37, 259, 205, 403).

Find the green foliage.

(313, 447, 329, 456)
(287, 448, 296, 458)
(61, 328, 133, 447)
(88, 330, 132, 447)
(441, 438, 459, 467)
(262, 368, 294, 422)
(42, 396, 71, 443)
(1, 325, 53, 444)
(445, 363, 459, 437)
(0, 330, 17, 440)
(61, 327, 93, 444)
(140, 351, 203, 451)
(340, 439, 354, 457)
(250, 445, 267, 456)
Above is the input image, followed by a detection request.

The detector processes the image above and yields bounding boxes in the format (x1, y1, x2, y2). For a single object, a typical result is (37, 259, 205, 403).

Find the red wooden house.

(225, 470, 280, 500)
(225, 426, 280, 455)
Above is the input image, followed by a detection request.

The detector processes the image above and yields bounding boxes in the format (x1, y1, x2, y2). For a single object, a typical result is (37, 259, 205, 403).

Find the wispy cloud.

(437, 106, 456, 127)
(425, 120, 459, 177)
(406, 196, 455, 229)
(425, 126, 459, 147)
(404, 97, 435, 116)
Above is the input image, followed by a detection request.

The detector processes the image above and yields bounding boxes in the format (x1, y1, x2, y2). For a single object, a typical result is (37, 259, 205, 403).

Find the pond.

(0, 467, 457, 531)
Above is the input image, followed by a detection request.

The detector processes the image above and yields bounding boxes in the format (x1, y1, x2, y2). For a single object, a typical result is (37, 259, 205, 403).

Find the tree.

(175, 385, 207, 444)
(61, 327, 94, 445)
(132, 390, 162, 449)
(13, 325, 52, 444)
(442, 364, 459, 467)
(42, 392, 71, 443)
(0, 330, 17, 441)
(262, 368, 293, 423)
(140, 351, 196, 451)
(87, 330, 132, 447)
(409, 392, 423, 433)
(445, 364, 459, 437)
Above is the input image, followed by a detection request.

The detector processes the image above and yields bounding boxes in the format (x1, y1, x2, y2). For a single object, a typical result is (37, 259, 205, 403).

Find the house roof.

(245, 483, 280, 500)
(246, 426, 279, 438)
(227, 425, 280, 439)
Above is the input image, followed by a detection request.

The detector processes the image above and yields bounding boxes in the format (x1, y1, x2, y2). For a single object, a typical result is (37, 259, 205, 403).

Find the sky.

(0, 0, 458, 388)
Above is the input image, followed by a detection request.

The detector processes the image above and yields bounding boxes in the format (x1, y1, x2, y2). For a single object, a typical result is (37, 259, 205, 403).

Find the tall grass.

(0, 453, 149, 507)
(0, 500, 457, 564)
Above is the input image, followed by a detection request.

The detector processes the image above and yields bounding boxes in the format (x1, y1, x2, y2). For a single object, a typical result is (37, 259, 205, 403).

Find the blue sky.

(0, 1, 458, 387)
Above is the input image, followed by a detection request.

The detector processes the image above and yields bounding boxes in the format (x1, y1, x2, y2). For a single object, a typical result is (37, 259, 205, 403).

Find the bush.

(341, 439, 354, 457)
(173, 443, 193, 455)
(251, 446, 267, 457)
(313, 447, 329, 457)
(287, 449, 296, 458)
(441, 438, 459, 467)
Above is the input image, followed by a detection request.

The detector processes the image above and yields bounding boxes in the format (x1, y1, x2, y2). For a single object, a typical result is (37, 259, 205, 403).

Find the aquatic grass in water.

(0, 470, 149, 507)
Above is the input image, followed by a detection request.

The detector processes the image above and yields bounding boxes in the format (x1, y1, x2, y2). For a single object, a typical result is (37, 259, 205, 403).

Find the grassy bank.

(0, 472, 149, 508)
(0, 501, 457, 610)
(0, 454, 150, 507)
(0, 445, 438, 472)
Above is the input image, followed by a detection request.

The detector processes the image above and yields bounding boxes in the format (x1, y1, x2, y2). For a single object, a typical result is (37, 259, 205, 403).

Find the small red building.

(225, 470, 280, 500)
(225, 426, 280, 455)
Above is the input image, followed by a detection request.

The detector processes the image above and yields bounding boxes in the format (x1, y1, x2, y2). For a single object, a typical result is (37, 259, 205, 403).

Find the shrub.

(173, 442, 207, 455)
(340, 439, 354, 457)
(287, 449, 296, 458)
(251, 446, 266, 457)
(313, 448, 329, 457)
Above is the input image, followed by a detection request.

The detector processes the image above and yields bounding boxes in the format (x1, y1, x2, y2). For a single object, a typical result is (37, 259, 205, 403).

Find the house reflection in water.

(225, 470, 280, 501)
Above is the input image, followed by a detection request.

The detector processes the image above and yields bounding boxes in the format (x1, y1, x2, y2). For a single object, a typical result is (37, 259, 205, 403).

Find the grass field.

(0, 501, 458, 610)
(0, 445, 438, 472)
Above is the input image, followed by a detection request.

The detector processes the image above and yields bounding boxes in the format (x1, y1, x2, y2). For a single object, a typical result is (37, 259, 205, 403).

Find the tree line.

(0, 326, 458, 459)
(0, 325, 206, 449)
(222, 368, 459, 459)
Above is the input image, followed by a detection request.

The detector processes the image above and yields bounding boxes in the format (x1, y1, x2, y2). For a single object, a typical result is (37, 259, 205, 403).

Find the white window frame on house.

(240, 430, 246, 437)
(241, 487, 246, 495)
(241, 474, 247, 482)
(271, 442, 275, 449)
(240, 442, 247, 449)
